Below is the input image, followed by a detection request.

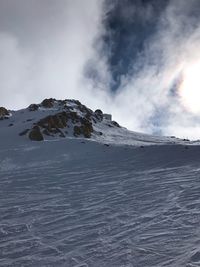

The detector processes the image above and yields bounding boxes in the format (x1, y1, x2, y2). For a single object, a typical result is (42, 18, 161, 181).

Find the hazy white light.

(179, 60, 200, 113)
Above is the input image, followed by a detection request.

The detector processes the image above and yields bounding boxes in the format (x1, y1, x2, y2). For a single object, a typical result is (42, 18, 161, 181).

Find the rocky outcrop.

(28, 104, 39, 111)
(73, 119, 93, 138)
(19, 129, 29, 136)
(29, 126, 44, 141)
(111, 121, 120, 128)
(37, 111, 68, 136)
(36, 110, 93, 139)
(73, 125, 82, 137)
(0, 107, 10, 119)
(41, 98, 55, 108)
(94, 109, 103, 122)
(17, 98, 120, 141)
(38, 112, 68, 129)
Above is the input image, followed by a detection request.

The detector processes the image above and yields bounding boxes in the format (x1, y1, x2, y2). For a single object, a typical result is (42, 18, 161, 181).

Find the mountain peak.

(0, 98, 195, 147)
(0, 98, 121, 143)
(24, 98, 120, 141)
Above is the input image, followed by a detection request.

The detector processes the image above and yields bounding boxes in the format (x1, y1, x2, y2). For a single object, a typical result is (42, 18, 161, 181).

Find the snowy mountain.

(0, 98, 196, 148)
(1, 99, 200, 267)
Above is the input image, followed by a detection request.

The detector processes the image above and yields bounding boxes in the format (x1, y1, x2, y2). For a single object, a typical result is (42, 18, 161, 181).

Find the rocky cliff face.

(18, 98, 120, 141)
(0, 107, 10, 120)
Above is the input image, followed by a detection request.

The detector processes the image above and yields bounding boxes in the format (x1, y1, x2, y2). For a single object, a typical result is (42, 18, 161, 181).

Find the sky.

(1, 0, 200, 139)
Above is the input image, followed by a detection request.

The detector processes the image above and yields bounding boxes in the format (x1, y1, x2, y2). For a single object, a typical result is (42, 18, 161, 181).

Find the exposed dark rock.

(81, 123, 93, 138)
(29, 126, 44, 141)
(41, 98, 55, 108)
(43, 129, 52, 136)
(28, 104, 39, 111)
(112, 121, 120, 128)
(58, 99, 67, 106)
(69, 112, 79, 123)
(65, 105, 74, 111)
(59, 131, 66, 138)
(67, 99, 81, 106)
(54, 127, 65, 137)
(0, 107, 9, 119)
(104, 144, 110, 147)
(19, 129, 29, 136)
(81, 119, 93, 138)
(19, 98, 121, 141)
(8, 123, 14, 127)
(73, 125, 82, 137)
(78, 103, 93, 119)
(37, 112, 68, 133)
(73, 120, 93, 138)
(94, 131, 103, 136)
(94, 109, 103, 121)
(92, 118, 97, 123)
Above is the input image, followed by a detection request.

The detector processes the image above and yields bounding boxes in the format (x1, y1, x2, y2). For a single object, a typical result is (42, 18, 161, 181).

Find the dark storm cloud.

(100, 0, 169, 90)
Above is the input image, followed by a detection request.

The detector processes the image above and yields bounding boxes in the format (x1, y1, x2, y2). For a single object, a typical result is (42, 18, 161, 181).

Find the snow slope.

(1, 100, 200, 266)
(0, 98, 197, 147)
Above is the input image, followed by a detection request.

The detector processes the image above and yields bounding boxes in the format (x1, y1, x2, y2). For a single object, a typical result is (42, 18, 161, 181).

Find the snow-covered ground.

(1, 100, 200, 266)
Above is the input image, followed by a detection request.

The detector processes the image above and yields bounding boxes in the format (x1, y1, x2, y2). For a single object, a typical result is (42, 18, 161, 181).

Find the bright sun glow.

(179, 60, 200, 113)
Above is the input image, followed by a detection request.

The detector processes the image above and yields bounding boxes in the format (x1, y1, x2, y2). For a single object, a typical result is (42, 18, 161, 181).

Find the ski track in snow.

(1, 142, 200, 266)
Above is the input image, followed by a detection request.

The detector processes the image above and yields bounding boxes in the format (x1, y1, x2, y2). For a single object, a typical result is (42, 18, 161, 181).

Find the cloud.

(0, 0, 110, 110)
(102, 0, 200, 139)
(1, 0, 200, 139)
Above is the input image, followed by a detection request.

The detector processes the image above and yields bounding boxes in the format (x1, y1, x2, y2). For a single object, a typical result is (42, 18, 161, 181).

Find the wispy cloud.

(1, 0, 200, 139)
(97, 0, 200, 139)
(0, 0, 109, 109)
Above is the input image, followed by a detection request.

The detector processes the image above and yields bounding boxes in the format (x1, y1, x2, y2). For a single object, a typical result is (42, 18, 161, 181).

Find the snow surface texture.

(1, 99, 200, 266)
